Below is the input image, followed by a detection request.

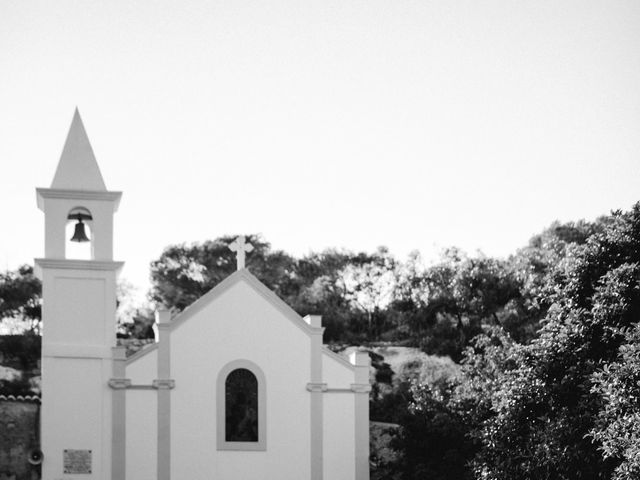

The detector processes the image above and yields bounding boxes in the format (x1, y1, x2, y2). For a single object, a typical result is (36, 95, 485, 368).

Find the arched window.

(217, 360, 266, 451)
(225, 369, 258, 442)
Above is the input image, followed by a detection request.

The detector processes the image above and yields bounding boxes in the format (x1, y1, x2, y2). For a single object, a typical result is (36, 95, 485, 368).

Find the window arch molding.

(216, 359, 267, 451)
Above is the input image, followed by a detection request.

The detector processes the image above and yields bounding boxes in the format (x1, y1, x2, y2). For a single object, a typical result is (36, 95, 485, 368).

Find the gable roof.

(169, 268, 323, 336)
(126, 269, 325, 366)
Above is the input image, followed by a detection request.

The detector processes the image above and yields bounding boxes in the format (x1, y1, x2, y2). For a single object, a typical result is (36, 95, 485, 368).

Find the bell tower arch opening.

(65, 206, 93, 260)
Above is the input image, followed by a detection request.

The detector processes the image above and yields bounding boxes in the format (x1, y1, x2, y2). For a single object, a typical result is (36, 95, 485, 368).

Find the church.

(34, 110, 370, 480)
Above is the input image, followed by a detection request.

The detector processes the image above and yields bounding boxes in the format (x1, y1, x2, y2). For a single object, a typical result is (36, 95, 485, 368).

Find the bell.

(70, 218, 90, 242)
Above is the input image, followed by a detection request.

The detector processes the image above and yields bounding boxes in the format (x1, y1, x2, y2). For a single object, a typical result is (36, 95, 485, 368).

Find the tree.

(150, 239, 385, 342)
(396, 378, 477, 480)
(0, 265, 41, 334)
(397, 326, 518, 480)
(150, 240, 406, 343)
(291, 249, 356, 342)
(590, 323, 640, 480)
(150, 234, 298, 312)
(504, 218, 610, 343)
(410, 249, 524, 360)
(464, 204, 640, 479)
(340, 247, 398, 338)
(116, 280, 155, 339)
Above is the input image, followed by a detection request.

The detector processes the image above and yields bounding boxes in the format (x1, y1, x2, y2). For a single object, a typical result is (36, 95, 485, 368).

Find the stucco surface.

(323, 351, 356, 388)
(125, 275, 362, 480)
(125, 390, 156, 480)
(171, 280, 312, 480)
(324, 394, 356, 480)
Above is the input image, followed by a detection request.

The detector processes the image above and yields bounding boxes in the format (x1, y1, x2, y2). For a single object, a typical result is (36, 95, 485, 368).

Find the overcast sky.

(1, 0, 639, 294)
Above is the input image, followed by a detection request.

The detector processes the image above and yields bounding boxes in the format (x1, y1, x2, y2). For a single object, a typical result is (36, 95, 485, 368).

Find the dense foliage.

(590, 324, 640, 480)
(150, 239, 540, 353)
(0, 265, 41, 334)
(396, 204, 640, 479)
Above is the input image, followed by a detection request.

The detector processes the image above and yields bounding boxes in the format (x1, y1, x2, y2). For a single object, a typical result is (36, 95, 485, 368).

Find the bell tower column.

(34, 109, 124, 480)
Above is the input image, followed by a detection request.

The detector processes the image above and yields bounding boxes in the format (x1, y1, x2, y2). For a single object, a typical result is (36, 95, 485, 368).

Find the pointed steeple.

(51, 108, 107, 191)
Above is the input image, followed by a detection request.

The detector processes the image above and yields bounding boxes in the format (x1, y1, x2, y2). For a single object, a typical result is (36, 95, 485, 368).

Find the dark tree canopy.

(590, 323, 640, 480)
(149, 238, 399, 343)
(0, 265, 41, 333)
(398, 204, 640, 480)
(149, 234, 298, 312)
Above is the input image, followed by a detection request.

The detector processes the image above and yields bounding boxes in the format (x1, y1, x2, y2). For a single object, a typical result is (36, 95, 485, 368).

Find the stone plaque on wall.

(63, 449, 92, 474)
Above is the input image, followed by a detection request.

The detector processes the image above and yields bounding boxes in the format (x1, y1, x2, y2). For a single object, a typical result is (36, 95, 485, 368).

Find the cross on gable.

(228, 235, 254, 270)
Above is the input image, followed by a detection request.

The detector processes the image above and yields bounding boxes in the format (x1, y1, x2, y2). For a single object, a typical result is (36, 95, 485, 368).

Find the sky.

(1, 0, 639, 296)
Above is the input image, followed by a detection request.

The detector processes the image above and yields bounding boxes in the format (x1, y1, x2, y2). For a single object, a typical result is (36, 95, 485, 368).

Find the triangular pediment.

(127, 269, 345, 369)
(169, 269, 322, 336)
(51, 108, 107, 191)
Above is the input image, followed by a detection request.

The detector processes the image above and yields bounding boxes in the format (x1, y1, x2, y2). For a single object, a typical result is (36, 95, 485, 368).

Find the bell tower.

(35, 109, 123, 480)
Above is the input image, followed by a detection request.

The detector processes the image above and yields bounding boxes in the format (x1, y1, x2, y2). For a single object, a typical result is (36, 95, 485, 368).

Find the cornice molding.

(36, 187, 122, 210)
(35, 258, 124, 272)
(306, 382, 328, 393)
(152, 379, 176, 390)
(350, 383, 372, 394)
(108, 378, 132, 390)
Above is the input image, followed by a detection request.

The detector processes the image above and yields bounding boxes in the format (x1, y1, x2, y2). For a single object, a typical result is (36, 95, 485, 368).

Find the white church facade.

(34, 110, 370, 480)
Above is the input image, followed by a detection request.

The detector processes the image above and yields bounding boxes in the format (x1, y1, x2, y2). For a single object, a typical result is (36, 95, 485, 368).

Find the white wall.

(323, 393, 355, 480)
(125, 347, 157, 480)
(322, 351, 355, 388)
(321, 350, 357, 480)
(125, 390, 157, 480)
(125, 276, 363, 480)
(50, 278, 106, 343)
(170, 280, 312, 480)
(126, 347, 157, 384)
(39, 265, 118, 480)
(41, 358, 112, 479)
